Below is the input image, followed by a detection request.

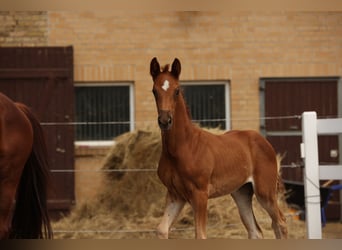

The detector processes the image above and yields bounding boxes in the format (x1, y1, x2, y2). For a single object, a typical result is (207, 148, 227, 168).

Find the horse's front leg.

(191, 190, 208, 239)
(157, 192, 185, 239)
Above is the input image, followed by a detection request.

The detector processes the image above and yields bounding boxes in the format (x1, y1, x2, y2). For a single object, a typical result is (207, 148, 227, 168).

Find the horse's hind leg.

(0, 194, 12, 239)
(0, 180, 18, 239)
(253, 180, 288, 239)
(231, 183, 263, 239)
(255, 194, 288, 239)
(0, 156, 25, 239)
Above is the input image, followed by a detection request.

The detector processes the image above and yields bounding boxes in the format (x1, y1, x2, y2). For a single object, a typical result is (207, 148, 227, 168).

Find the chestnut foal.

(150, 58, 287, 239)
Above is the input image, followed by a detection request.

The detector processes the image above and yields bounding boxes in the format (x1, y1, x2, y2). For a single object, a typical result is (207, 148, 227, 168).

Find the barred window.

(75, 83, 134, 143)
(181, 81, 230, 130)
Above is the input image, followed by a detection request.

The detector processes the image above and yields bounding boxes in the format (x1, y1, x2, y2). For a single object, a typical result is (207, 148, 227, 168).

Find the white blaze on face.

(161, 80, 170, 91)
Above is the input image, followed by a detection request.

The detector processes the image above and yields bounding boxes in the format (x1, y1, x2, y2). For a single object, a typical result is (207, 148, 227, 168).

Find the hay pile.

(53, 128, 306, 239)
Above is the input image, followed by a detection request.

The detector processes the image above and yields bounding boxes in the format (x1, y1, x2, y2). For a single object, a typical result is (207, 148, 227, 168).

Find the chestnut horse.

(150, 58, 287, 239)
(0, 92, 52, 239)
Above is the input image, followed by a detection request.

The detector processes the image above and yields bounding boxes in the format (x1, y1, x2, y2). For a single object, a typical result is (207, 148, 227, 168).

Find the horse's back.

(0, 92, 32, 133)
(197, 129, 275, 167)
(222, 129, 275, 152)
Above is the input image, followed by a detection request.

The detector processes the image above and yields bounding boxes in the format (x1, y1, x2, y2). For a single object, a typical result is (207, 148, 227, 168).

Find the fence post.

(302, 111, 322, 239)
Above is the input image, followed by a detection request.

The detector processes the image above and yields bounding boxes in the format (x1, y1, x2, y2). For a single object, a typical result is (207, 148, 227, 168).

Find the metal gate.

(0, 46, 75, 217)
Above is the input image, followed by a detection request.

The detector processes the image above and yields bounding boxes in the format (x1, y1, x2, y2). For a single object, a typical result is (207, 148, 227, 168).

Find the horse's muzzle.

(158, 110, 173, 130)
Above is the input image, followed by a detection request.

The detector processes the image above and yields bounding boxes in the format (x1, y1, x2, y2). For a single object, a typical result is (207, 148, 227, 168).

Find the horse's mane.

(185, 104, 192, 120)
(179, 88, 192, 120)
(162, 64, 170, 72)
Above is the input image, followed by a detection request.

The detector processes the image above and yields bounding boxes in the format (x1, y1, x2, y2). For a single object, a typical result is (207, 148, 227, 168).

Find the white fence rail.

(301, 111, 342, 239)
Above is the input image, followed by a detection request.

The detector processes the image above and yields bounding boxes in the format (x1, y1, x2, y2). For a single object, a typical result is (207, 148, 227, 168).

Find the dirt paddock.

(53, 129, 342, 239)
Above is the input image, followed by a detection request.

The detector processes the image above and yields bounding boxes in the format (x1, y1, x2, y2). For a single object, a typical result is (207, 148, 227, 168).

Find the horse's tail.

(276, 153, 286, 200)
(10, 103, 53, 239)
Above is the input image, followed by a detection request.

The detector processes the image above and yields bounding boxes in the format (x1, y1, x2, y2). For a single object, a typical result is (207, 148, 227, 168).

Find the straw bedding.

(53, 128, 308, 239)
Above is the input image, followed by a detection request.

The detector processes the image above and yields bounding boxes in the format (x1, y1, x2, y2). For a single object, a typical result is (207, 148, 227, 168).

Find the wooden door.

(260, 78, 340, 220)
(0, 46, 75, 217)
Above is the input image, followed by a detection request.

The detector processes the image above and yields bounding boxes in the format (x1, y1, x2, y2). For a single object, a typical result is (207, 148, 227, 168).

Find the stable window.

(74, 83, 134, 145)
(181, 81, 230, 130)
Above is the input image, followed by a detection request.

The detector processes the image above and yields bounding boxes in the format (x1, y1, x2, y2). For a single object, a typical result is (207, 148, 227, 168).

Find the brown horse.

(150, 58, 288, 239)
(0, 92, 52, 239)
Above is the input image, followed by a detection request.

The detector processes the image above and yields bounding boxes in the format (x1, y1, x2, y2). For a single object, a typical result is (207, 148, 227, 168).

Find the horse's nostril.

(157, 112, 172, 129)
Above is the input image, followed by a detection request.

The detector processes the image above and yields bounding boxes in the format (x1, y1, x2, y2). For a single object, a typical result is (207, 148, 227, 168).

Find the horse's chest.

(158, 163, 182, 187)
(157, 162, 190, 200)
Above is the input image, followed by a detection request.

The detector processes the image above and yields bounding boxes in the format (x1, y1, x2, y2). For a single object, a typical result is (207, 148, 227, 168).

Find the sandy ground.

(51, 194, 342, 239)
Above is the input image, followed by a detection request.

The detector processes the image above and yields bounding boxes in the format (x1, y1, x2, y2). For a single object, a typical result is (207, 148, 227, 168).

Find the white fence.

(301, 111, 342, 239)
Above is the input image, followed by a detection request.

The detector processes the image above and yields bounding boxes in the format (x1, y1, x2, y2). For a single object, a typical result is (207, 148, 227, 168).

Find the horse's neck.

(161, 95, 194, 155)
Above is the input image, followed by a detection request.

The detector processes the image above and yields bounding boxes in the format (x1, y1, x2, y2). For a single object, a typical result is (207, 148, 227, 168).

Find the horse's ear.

(171, 58, 181, 79)
(150, 57, 161, 80)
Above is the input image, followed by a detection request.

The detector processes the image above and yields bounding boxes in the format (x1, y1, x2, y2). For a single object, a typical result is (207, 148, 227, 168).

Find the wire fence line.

(51, 168, 304, 235)
(50, 163, 302, 174)
(40, 114, 342, 127)
(40, 115, 304, 126)
(50, 168, 157, 173)
(44, 114, 307, 173)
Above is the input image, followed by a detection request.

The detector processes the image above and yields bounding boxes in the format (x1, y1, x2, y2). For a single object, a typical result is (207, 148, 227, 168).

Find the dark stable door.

(0, 47, 75, 218)
(261, 78, 340, 220)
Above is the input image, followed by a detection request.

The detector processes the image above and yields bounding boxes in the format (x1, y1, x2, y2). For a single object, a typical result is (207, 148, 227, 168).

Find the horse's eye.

(175, 88, 180, 96)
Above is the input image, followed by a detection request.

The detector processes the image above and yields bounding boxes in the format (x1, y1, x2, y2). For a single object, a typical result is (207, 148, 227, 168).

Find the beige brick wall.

(0, 11, 48, 46)
(47, 11, 342, 131)
(1, 11, 341, 130)
(2, 11, 342, 202)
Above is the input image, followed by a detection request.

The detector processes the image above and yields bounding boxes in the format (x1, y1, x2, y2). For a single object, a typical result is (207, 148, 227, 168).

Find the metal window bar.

(75, 85, 130, 141)
(182, 84, 226, 129)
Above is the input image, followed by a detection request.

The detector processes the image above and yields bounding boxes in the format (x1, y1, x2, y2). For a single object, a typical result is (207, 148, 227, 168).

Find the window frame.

(74, 82, 135, 146)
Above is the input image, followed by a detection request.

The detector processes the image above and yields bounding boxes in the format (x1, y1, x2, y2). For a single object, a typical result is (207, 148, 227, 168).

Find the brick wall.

(2, 11, 342, 202)
(1, 11, 341, 130)
(47, 11, 342, 131)
(0, 11, 48, 46)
